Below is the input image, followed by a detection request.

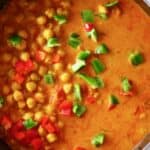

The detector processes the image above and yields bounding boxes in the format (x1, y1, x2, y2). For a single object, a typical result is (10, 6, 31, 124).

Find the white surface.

(143, 0, 150, 7)
(143, 143, 150, 150)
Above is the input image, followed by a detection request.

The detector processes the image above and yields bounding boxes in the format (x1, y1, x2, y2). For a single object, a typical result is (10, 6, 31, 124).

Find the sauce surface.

(0, 0, 149, 150)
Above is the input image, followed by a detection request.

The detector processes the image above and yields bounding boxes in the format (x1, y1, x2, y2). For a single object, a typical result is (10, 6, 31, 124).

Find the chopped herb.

(23, 118, 37, 129)
(121, 78, 132, 92)
(54, 14, 67, 25)
(72, 60, 86, 72)
(129, 51, 144, 66)
(99, 13, 108, 20)
(0, 96, 4, 108)
(74, 84, 82, 101)
(44, 73, 54, 84)
(77, 50, 91, 60)
(87, 29, 98, 42)
(108, 94, 119, 110)
(104, 0, 119, 8)
(47, 37, 60, 48)
(92, 59, 105, 74)
(79, 73, 104, 89)
(91, 133, 105, 147)
(72, 103, 86, 117)
(95, 43, 109, 54)
(68, 33, 81, 49)
(81, 9, 94, 22)
(8, 34, 22, 46)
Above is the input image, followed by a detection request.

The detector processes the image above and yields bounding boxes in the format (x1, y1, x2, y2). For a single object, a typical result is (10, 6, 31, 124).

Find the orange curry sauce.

(0, 0, 149, 150)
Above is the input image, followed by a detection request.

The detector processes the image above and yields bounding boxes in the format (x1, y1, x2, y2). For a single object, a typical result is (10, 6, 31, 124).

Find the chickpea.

(13, 90, 23, 101)
(34, 111, 44, 122)
(57, 121, 64, 128)
(20, 52, 30, 61)
(30, 73, 39, 81)
(42, 29, 53, 40)
(43, 46, 53, 53)
(36, 16, 47, 25)
(53, 63, 64, 71)
(2, 85, 10, 95)
(18, 101, 26, 109)
(2, 53, 12, 62)
(44, 105, 54, 115)
(26, 81, 37, 92)
(36, 35, 46, 45)
(57, 49, 65, 57)
(45, 8, 55, 18)
(6, 94, 13, 105)
(34, 92, 45, 103)
(38, 126, 46, 136)
(23, 112, 33, 120)
(50, 116, 57, 123)
(63, 83, 72, 94)
(60, 72, 71, 82)
(26, 97, 36, 109)
(11, 82, 21, 91)
(98, 5, 108, 14)
(38, 66, 47, 76)
(46, 133, 57, 143)
(18, 30, 28, 39)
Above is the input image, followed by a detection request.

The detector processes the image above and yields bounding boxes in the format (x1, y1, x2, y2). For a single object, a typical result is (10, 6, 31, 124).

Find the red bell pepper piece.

(0, 115, 12, 130)
(52, 54, 61, 64)
(14, 131, 26, 141)
(41, 116, 57, 133)
(31, 138, 44, 150)
(86, 95, 96, 104)
(74, 147, 86, 150)
(56, 86, 66, 102)
(84, 23, 94, 32)
(35, 50, 45, 62)
(14, 73, 25, 84)
(58, 101, 73, 116)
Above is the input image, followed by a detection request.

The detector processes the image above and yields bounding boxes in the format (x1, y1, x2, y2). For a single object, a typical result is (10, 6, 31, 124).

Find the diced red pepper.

(52, 54, 61, 64)
(0, 115, 12, 130)
(74, 147, 86, 150)
(35, 50, 45, 62)
(56, 86, 66, 102)
(14, 131, 26, 141)
(85, 95, 96, 104)
(14, 73, 25, 84)
(41, 116, 57, 133)
(120, 91, 133, 96)
(108, 104, 117, 110)
(58, 101, 73, 116)
(15, 60, 34, 75)
(31, 138, 44, 150)
(84, 23, 94, 32)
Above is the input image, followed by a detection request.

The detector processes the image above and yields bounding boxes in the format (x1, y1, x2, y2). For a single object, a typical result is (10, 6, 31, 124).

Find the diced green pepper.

(91, 133, 105, 147)
(8, 34, 22, 46)
(79, 73, 104, 89)
(44, 73, 54, 84)
(0, 96, 4, 108)
(72, 103, 86, 117)
(121, 78, 132, 92)
(54, 14, 67, 25)
(95, 43, 109, 54)
(47, 37, 60, 48)
(99, 13, 108, 20)
(104, 0, 119, 8)
(91, 59, 105, 74)
(74, 84, 82, 101)
(23, 118, 37, 129)
(81, 9, 94, 22)
(129, 51, 144, 66)
(68, 33, 81, 49)
(87, 29, 98, 42)
(77, 50, 91, 60)
(72, 60, 86, 72)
